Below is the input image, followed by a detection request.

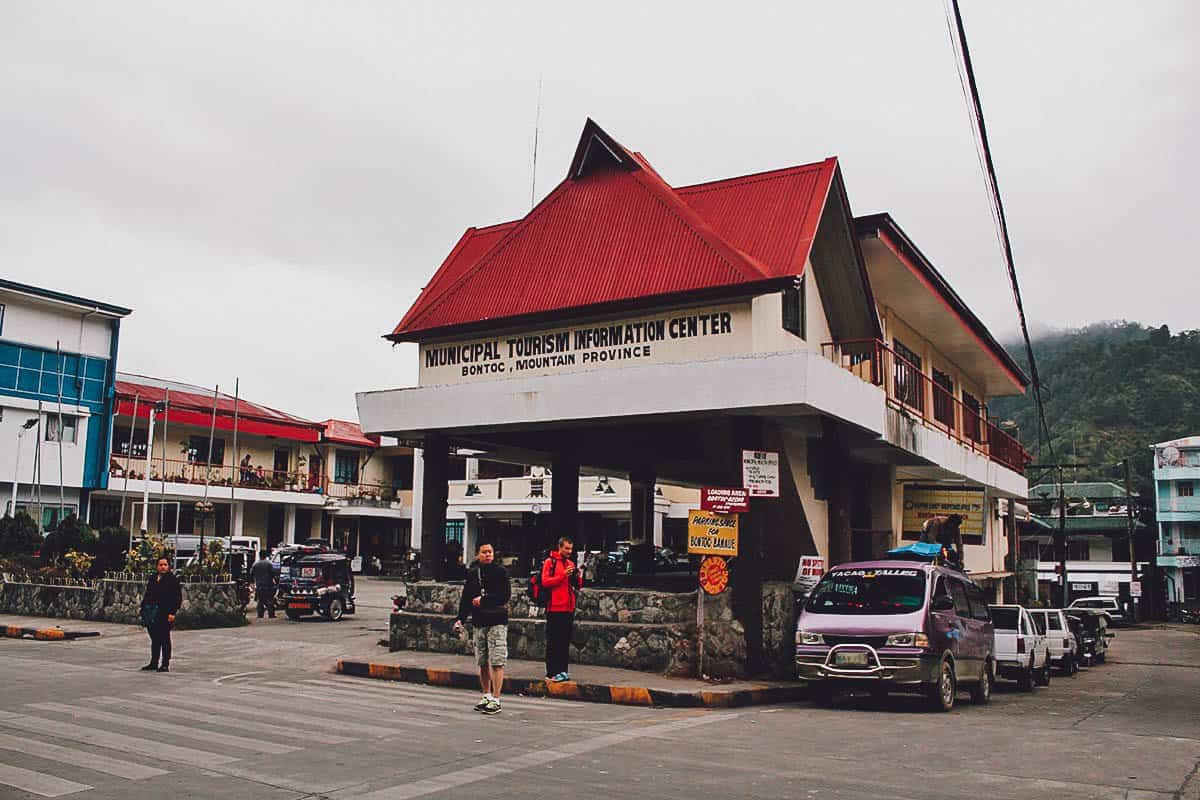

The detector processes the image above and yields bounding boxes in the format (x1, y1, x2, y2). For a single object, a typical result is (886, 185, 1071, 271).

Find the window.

(962, 392, 982, 442)
(1067, 539, 1090, 560)
(1180, 482, 1194, 497)
(1046, 612, 1063, 631)
(1030, 612, 1047, 635)
(892, 339, 924, 411)
(965, 582, 992, 621)
(334, 450, 359, 484)
(45, 414, 78, 444)
(186, 435, 225, 465)
(781, 278, 806, 340)
(932, 369, 955, 429)
(113, 425, 149, 459)
(949, 579, 972, 617)
(0, 303, 5, 335)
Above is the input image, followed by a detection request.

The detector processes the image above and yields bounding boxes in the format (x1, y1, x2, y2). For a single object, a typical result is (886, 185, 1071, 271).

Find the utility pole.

(1057, 466, 1069, 608)
(1123, 458, 1138, 622)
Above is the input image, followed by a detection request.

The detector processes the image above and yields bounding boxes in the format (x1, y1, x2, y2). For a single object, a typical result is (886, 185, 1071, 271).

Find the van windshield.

(805, 568, 926, 615)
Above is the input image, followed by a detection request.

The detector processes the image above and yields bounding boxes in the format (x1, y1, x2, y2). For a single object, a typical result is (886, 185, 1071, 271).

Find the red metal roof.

(321, 419, 380, 448)
(390, 120, 834, 339)
(115, 373, 324, 442)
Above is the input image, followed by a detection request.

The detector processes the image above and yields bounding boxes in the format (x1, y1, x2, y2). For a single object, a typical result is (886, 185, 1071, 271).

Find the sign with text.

(901, 485, 986, 545)
(698, 556, 730, 595)
(794, 555, 826, 593)
(1130, 580, 1142, 598)
(741, 450, 780, 498)
(687, 509, 740, 556)
(419, 302, 751, 386)
(701, 487, 750, 514)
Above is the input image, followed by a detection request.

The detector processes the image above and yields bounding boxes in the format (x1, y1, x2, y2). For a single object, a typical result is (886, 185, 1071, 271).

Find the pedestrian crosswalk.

(0, 672, 610, 797)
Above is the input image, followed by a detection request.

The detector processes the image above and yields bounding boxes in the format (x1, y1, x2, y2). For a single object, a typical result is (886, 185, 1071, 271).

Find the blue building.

(0, 279, 132, 528)
(1152, 436, 1200, 605)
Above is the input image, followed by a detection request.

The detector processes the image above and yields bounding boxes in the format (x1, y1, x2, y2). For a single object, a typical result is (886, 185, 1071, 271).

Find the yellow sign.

(902, 485, 985, 538)
(687, 509, 739, 556)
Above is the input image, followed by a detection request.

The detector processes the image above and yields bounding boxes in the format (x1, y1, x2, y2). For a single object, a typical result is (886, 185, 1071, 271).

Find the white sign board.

(1099, 579, 1120, 596)
(741, 450, 779, 498)
(794, 556, 825, 593)
(1129, 580, 1142, 598)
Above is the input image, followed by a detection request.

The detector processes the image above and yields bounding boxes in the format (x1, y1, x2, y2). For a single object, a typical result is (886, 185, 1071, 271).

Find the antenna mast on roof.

(530, 75, 543, 210)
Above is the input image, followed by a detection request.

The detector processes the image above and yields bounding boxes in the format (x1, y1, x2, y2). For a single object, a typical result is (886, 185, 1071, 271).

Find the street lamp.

(9, 417, 39, 518)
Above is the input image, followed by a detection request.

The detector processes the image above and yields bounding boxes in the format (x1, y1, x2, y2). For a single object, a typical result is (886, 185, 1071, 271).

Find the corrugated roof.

(390, 120, 832, 340)
(115, 373, 321, 432)
(1029, 482, 1132, 500)
(321, 419, 380, 448)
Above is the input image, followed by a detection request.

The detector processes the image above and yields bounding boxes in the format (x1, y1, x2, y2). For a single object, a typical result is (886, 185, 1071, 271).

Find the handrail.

(821, 339, 1030, 473)
(105, 456, 396, 498)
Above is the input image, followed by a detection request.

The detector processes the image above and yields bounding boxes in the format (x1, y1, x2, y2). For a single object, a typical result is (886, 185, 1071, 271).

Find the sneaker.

(547, 672, 568, 683)
(156, 666, 169, 673)
(480, 699, 501, 715)
(473, 696, 491, 712)
(560, 672, 571, 682)
(139, 664, 157, 671)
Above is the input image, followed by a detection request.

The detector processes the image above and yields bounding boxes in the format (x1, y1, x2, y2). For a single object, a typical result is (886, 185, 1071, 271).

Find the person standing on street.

(453, 542, 511, 715)
(542, 537, 582, 682)
(250, 549, 277, 619)
(139, 556, 182, 673)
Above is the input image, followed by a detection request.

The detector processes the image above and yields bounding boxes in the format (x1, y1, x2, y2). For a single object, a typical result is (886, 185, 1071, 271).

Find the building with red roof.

(360, 120, 1030, 673)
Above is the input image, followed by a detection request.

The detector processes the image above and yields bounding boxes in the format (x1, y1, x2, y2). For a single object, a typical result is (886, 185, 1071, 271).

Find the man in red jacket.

(541, 536, 582, 682)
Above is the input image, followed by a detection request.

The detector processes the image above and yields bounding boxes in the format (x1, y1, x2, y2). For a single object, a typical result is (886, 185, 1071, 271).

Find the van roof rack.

(886, 542, 967, 572)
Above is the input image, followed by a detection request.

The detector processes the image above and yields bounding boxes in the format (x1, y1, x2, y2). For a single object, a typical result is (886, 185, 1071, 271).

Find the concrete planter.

(0, 578, 245, 629)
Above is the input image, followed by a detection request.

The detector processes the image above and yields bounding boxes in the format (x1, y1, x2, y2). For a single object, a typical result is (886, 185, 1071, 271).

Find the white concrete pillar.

(284, 504, 297, 545)
(465, 457, 479, 480)
(232, 501, 245, 539)
(653, 509, 664, 547)
(410, 448, 424, 552)
(463, 512, 478, 563)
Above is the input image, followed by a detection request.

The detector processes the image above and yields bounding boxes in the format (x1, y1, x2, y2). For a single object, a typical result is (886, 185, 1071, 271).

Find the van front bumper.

(795, 645, 938, 686)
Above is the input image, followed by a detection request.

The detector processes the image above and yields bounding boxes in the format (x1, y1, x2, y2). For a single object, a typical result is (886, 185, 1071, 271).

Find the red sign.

(699, 556, 729, 595)
(701, 487, 750, 514)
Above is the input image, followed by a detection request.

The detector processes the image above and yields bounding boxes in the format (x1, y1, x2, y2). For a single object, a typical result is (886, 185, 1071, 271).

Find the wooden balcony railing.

(821, 339, 1030, 473)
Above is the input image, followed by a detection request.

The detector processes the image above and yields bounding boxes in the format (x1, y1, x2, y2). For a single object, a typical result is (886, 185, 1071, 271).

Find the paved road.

(0, 600, 1196, 799)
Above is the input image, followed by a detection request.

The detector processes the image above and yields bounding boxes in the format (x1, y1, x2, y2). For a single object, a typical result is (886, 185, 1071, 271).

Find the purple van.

(795, 559, 995, 711)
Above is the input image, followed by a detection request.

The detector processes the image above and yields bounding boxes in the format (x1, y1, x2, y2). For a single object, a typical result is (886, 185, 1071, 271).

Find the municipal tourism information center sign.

(419, 302, 751, 385)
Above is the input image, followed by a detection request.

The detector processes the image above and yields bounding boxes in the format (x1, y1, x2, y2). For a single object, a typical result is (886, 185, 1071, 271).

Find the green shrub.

(0, 512, 41, 557)
(40, 515, 96, 564)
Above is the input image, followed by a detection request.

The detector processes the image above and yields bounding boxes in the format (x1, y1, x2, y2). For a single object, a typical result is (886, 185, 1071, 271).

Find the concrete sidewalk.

(337, 650, 807, 708)
(0, 614, 136, 640)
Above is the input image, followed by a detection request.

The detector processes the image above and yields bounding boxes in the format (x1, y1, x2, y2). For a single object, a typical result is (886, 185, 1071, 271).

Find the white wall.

(0, 295, 114, 359)
(0, 399, 91, 490)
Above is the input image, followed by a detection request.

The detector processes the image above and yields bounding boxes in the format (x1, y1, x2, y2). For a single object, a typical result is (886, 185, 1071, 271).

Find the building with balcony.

(0, 279, 131, 528)
(91, 374, 415, 563)
(358, 116, 1031, 645)
(1153, 437, 1200, 604)
(1021, 481, 1143, 604)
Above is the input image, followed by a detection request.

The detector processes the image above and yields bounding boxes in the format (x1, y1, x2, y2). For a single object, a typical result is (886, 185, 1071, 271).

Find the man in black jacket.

(250, 550, 277, 618)
(453, 542, 510, 714)
(140, 556, 182, 672)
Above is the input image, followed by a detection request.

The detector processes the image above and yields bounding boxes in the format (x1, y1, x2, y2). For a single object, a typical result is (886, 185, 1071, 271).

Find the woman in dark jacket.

(140, 557, 182, 672)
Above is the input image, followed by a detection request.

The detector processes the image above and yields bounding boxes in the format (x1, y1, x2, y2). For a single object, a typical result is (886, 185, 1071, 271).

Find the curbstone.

(336, 659, 806, 708)
(1, 625, 100, 641)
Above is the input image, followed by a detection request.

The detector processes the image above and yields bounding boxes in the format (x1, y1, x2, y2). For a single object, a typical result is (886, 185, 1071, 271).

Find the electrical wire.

(943, 0, 1056, 463)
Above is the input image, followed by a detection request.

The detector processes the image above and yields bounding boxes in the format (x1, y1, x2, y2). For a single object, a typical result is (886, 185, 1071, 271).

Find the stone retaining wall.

(391, 580, 798, 678)
(0, 579, 245, 628)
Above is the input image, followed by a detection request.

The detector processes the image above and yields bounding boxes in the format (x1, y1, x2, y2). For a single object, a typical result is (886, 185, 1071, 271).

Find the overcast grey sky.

(2, 2, 1195, 420)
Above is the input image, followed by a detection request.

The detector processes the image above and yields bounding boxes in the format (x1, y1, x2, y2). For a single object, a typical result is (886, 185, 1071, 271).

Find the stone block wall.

(390, 580, 798, 679)
(0, 579, 244, 628)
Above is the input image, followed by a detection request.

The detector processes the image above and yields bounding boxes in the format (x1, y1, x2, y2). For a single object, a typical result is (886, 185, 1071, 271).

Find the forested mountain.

(989, 322, 1200, 497)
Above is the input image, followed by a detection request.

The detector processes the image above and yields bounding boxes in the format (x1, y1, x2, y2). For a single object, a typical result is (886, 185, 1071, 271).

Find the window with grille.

(932, 369, 955, 429)
(962, 391, 983, 442)
(892, 339, 923, 411)
(334, 450, 359, 484)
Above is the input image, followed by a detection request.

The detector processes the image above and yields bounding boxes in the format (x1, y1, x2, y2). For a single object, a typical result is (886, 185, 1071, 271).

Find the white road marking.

(0, 762, 91, 797)
(0, 714, 236, 768)
(250, 682, 487, 719)
(92, 696, 356, 744)
(0, 731, 167, 780)
(309, 678, 587, 711)
(158, 691, 443, 735)
(213, 670, 268, 685)
(350, 714, 732, 800)
(27, 703, 298, 756)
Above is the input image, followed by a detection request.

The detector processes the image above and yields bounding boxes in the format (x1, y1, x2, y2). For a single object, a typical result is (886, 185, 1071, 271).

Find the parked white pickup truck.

(1028, 608, 1079, 675)
(989, 605, 1051, 691)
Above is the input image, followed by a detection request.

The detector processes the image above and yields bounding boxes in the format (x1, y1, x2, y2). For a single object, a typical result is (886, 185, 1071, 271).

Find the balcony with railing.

(821, 339, 1030, 474)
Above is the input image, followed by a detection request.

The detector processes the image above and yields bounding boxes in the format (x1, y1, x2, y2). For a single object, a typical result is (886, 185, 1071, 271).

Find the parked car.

(1068, 596, 1126, 626)
(795, 560, 995, 712)
(1065, 608, 1113, 665)
(989, 604, 1051, 691)
(278, 552, 356, 621)
(1028, 608, 1078, 675)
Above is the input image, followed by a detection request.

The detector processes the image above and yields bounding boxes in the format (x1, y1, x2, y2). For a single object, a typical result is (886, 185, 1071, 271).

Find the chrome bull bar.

(819, 643, 889, 677)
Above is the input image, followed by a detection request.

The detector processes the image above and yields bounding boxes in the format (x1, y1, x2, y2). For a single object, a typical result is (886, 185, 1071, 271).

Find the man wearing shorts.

(453, 542, 511, 714)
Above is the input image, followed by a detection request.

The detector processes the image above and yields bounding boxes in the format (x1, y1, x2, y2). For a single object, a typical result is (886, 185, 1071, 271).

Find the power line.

(943, 0, 1055, 462)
